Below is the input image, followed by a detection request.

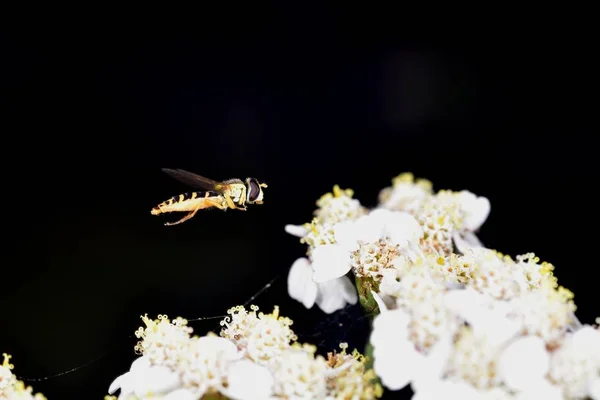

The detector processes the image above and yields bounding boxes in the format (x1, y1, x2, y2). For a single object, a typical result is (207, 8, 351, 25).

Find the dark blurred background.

(1, 16, 597, 400)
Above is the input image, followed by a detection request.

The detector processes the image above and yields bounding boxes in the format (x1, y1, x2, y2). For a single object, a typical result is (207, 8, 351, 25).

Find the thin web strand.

(18, 274, 281, 382)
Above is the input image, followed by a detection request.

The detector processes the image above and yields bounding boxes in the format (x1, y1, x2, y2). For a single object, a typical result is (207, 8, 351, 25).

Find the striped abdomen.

(151, 191, 222, 215)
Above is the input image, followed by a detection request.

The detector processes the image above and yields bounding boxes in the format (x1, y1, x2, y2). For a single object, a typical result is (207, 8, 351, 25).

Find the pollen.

(220, 305, 297, 366)
(1, 353, 13, 370)
(315, 186, 367, 226)
(510, 280, 577, 346)
(351, 238, 401, 282)
(445, 326, 503, 390)
(418, 203, 457, 257)
(378, 172, 433, 214)
(133, 313, 193, 369)
(548, 327, 600, 398)
(300, 218, 337, 256)
(270, 343, 329, 399)
(0, 354, 46, 400)
(325, 343, 383, 399)
(457, 249, 522, 300)
(295, 185, 366, 256)
(394, 268, 460, 351)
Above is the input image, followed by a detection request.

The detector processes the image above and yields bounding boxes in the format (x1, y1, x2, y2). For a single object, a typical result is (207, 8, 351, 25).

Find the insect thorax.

(223, 183, 246, 204)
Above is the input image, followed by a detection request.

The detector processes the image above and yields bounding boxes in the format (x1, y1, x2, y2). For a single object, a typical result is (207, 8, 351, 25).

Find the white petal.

(315, 276, 357, 314)
(498, 336, 549, 392)
(411, 335, 453, 393)
(379, 268, 403, 299)
(311, 244, 351, 283)
(338, 277, 358, 305)
(195, 336, 240, 360)
(130, 356, 151, 373)
(412, 380, 479, 400)
(370, 309, 411, 350)
(163, 389, 198, 400)
(370, 290, 389, 312)
(444, 288, 520, 345)
(514, 379, 563, 400)
(571, 325, 600, 355)
(133, 365, 181, 397)
(366, 208, 395, 228)
(373, 341, 419, 391)
(336, 215, 381, 248)
(444, 288, 484, 318)
(382, 211, 423, 246)
(108, 356, 151, 396)
(333, 219, 358, 247)
(589, 377, 600, 400)
(380, 184, 428, 210)
(225, 359, 274, 400)
(462, 231, 483, 247)
(287, 257, 318, 309)
(108, 373, 129, 396)
(284, 224, 308, 237)
(458, 191, 491, 232)
(452, 232, 484, 254)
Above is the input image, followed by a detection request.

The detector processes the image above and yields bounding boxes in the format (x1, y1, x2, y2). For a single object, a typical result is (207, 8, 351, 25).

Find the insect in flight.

(151, 168, 268, 226)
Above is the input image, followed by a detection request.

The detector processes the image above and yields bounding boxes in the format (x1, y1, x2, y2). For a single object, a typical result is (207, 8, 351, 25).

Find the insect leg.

(223, 194, 242, 210)
(207, 198, 228, 210)
(164, 208, 201, 226)
(240, 186, 248, 209)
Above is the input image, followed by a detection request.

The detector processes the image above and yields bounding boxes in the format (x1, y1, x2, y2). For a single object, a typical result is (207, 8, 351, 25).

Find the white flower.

(177, 336, 241, 397)
(133, 314, 193, 370)
(549, 325, 600, 398)
(287, 257, 318, 308)
(410, 334, 453, 394)
(370, 308, 415, 390)
(314, 275, 358, 313)
(109, 356, 181, 399)
(311, 243, 354, 283)
(444, 288, 521, 345)
(370, 306, 450, 392)
(222, 359, 274, 400)
(377, 172, 433, 213)
(220, 305, 296, 366)
(311, 209, 423, 283)
(270, 344, 329, 399)
(498, 336, 550, 392)
(287, 257, 357, 314)
(456, 248, 523, 301)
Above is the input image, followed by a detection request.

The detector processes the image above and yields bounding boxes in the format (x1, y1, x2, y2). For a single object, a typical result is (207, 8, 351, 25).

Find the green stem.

(354, 275, 383, 392)
(355, 275, 381, 317)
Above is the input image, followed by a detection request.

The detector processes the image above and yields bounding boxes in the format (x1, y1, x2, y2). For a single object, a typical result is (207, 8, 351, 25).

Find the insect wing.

(162, 168, 227, 192)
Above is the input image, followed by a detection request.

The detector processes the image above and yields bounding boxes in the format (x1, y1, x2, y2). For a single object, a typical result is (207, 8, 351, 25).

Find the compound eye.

(248, 179, 260, 202)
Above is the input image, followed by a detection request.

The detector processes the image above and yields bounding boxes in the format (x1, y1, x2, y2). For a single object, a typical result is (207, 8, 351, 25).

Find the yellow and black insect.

(151, 168, 268, 226)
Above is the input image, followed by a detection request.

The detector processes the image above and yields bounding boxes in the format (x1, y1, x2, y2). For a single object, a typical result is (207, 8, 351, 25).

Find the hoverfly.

(151, 168, 268, 226)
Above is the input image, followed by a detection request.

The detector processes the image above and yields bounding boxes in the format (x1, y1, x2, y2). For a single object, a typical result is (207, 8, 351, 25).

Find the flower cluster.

(106, 306, 381, 399)
(0, 353, 46, 400)
(286, 172, 600, 399)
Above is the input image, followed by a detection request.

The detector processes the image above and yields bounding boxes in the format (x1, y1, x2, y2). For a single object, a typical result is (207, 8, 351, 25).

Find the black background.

(1, 15, 597, 400)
